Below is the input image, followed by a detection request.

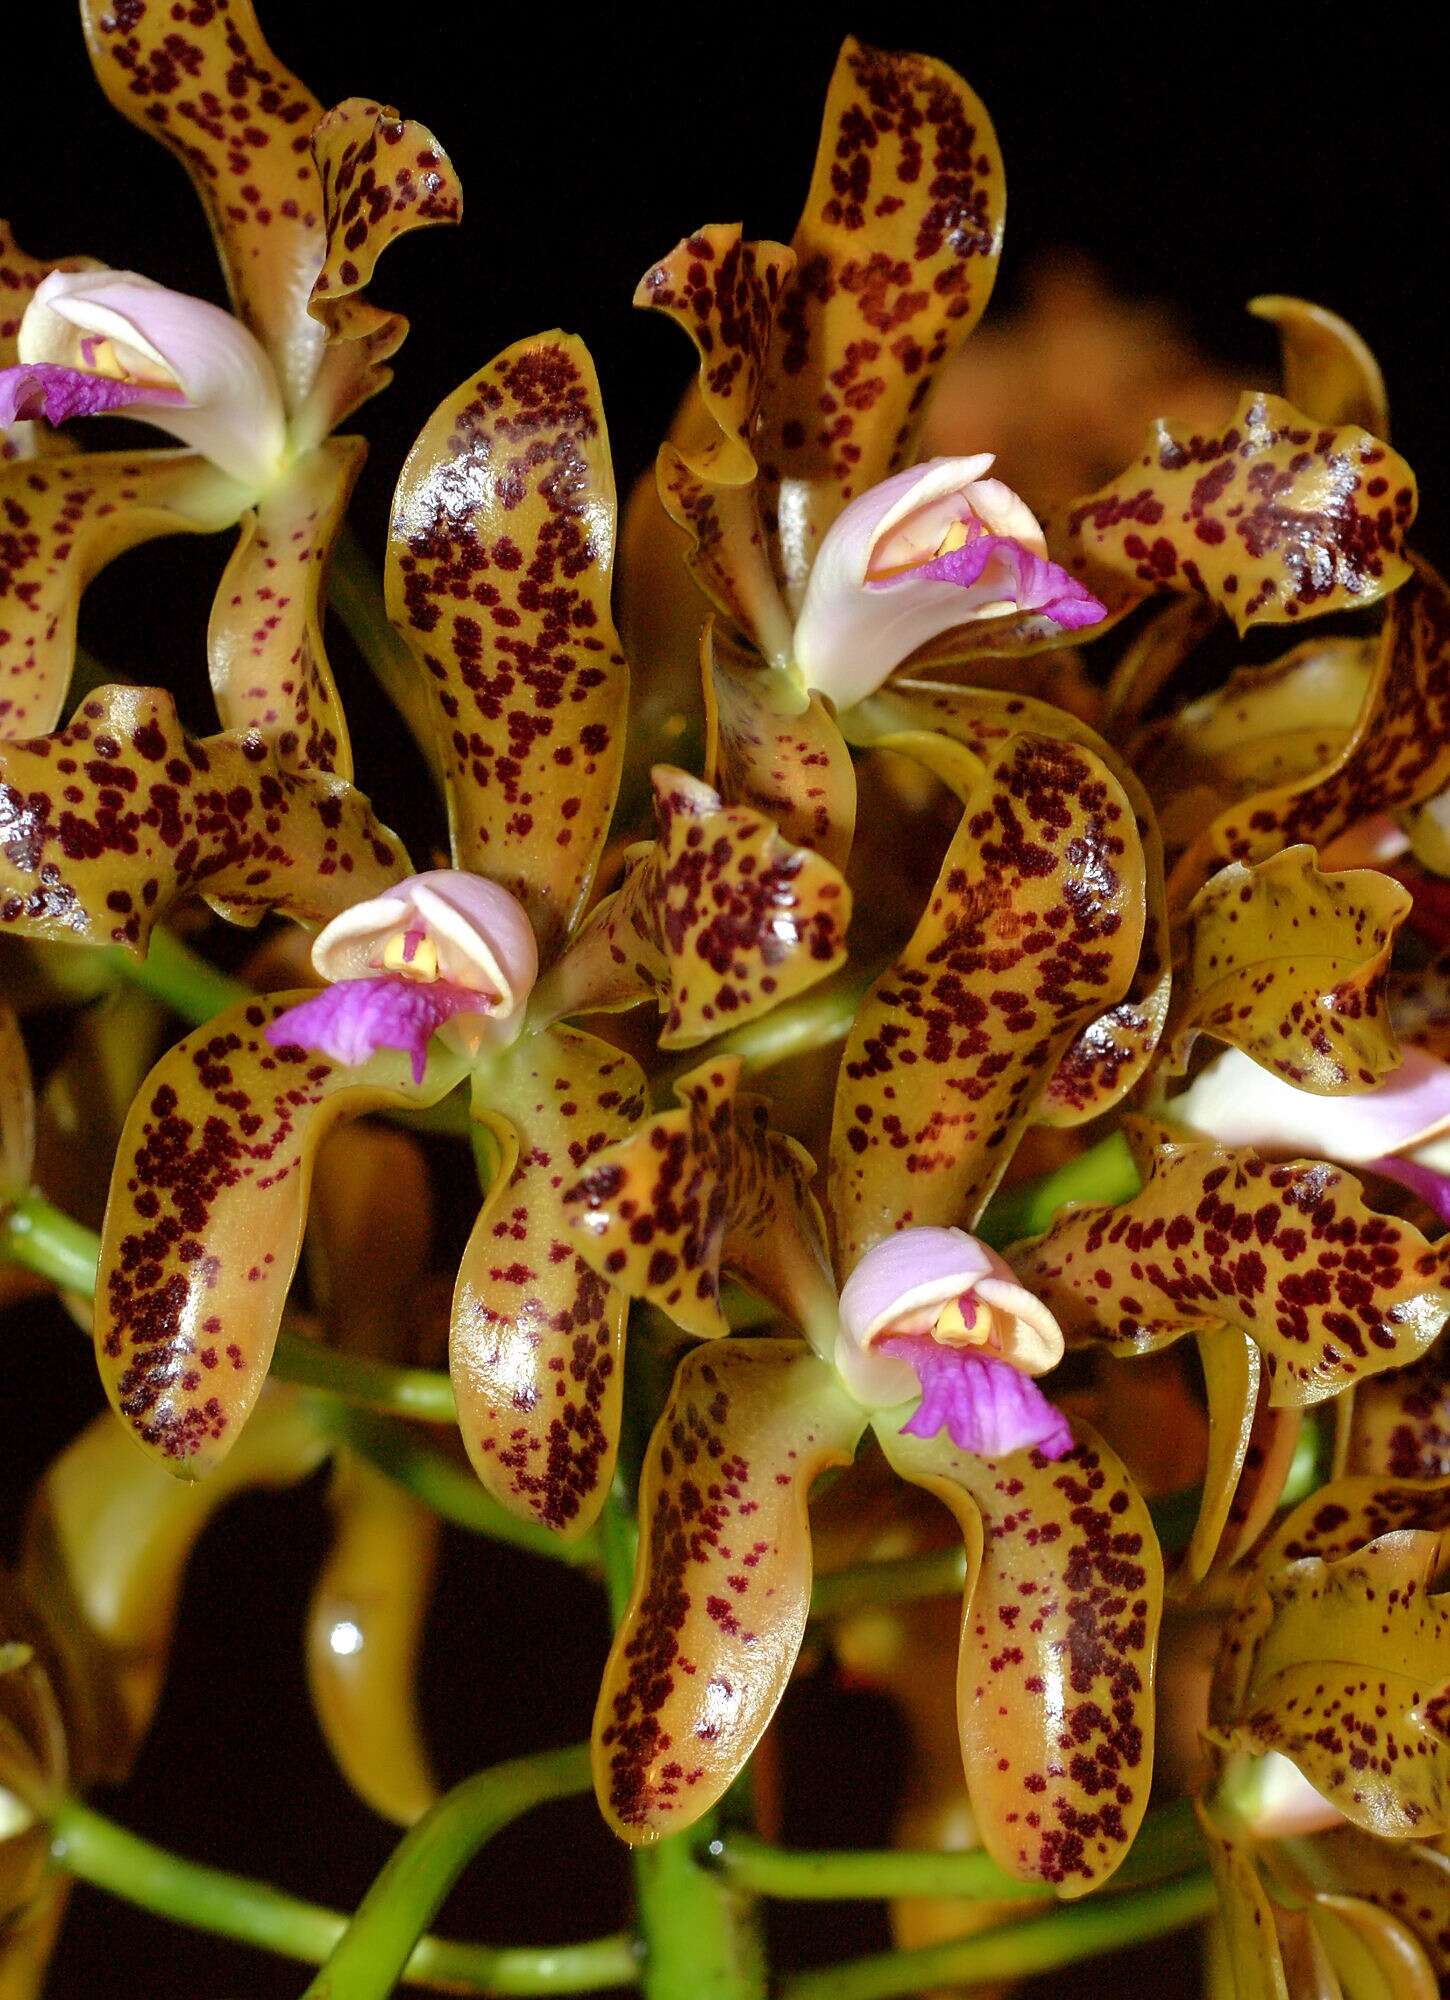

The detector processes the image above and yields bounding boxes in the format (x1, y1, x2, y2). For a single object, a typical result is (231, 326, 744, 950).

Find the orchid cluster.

(2, 7, 1449, 1999)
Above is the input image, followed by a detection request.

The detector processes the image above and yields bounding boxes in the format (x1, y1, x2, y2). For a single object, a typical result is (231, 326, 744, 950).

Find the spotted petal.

(1250, 296, 1390, 436)
(1169, 845, 1411, 1089)
(1286, 1828, 1450, 1986)
(386, 334, 628, 958)
(533, 765, 850, 1047)
(638, 226, 795, 663)
(844, 681, 1171, 1127)
(0, 449, 242, 739)
(1067, 393, 1415, 631)
(1340, 1338, 1450, 1481)
(877, 1415, 1162, 1895)
(451, 1028, 645, 1538)
(567, 1056, 836, 1343)
(303, 97, 463, 435)
(702, 624, 856, 870)
(0, 685, 409, 953)
(755, 38, 1005, 595)
(209, 437, 362, 772)
(1013, 1121, 1450, 1406)
(94, 997, 468, 1474)
(593, 1337, 865, 1842)
(829, 732, 1146, 1272)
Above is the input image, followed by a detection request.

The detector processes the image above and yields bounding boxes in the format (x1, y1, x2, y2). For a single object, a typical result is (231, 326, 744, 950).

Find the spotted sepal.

(0, 685, 409, 952)
(94, 998, 467, 1475)
(877, 1414, 1162, 1896)
(451, 1028, 646, 1539)
(386, 333, 628, 959)
(533, 765, 850, 1048)
(567, 1056, 836, 1343)
(829, 731, 1146, 1272)
(593, 1337, 865, 1842)
(1012, 1120, 1450, 1407)
(1068, 393, 1416, 632)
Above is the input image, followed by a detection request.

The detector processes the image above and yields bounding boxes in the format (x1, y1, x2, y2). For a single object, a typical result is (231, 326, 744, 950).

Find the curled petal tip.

(880, 1340, 1074, 1460)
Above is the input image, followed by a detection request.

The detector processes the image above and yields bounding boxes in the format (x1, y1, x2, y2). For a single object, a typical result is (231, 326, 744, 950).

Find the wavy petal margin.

(878, 1415, 1161, 1896)
(593, 1338, 864, 1842)
(0, 685, 409, 952)
(829, 731, 1146, 1270)
(387, 333, 628, 958)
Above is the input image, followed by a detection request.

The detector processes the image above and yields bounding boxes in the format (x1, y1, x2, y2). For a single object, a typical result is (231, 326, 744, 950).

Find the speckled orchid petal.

(829, 733, 1146, 1271)
(94, 997, 469, 1474)
(1, 221, 97, 365)
(0, 686, 410, 953)
(80, 0, 328, 414)
(594, 1337, 865, 1843)
(306, 1453, 439, 1826)
(19, 1390, 324, 1783)
(1166, 1045, 1450, 1164)
(1341, 1337, 1450, 1482)
(1250, 296, 1390, 436)
(876, 1416, 1161, 1895)
(702, 624, 856, 870)
(1287, 1828, 1450, 1987)
(842, 682, 1171, 1126)
(638, 226, 795, 664)
(1013, 1119, 1450, 1406)
(791, 458, 1105, 709)
(1169, 846, 1411, 1089)
(1068, 392, 1416, 632)
(209, 437, 363, 773)
(1174, 559, 1450, 899)
(567, 1056, 836, 1344)
(386, 334, 628, 959)
(1198, 1806, 1298, 2000)
(264, 977, 482, 1083)
(1178, 1328, 1263, 1593)
(533, 766, 849, 1047)
(15, 269, 287, 489)
(451, 1029, 645, 1538)
(0, 450, 242, 740)
(756, 38, 1005, 597)
(1215, 1529, 1450, 1840)
(301, 98, 463, 438)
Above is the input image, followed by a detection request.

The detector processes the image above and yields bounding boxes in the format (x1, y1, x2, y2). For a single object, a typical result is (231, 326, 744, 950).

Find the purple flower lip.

(0, 361, 185, 429)
(878, 1338, 1074, 1461)
(263, 976, 483, 1084)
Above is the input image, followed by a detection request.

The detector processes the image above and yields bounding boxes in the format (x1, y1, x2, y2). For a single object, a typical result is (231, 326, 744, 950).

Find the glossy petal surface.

(1068, 393, 1415, 631)
(209, 437, 362, 772)
(845, 680, 1171, 1126)
(1171, 845, 1410, 1089)
(878, 1415, 1161, 1895)
(702, 624, 856, 869)
(387, 334, 627, 957)
(568, 1056, 835, 1341)
(829, 732, 1145, 1269)
(1179, 1326, 1263, 1591)
(0, 449, 241, 738)
(593, 1338, 864, 1841)
(756, 38, 1005, 594)
(0, 686, 408, 952)
(1250, 296, 1389, 435)
(639, 226, 794, 661)
(452, 1029, 645, 1538)
(95, 997, 465, 1473)
(1342, 1339, 1450, 1481)
(535, 765, 850, 1047)
(1014, 1122, 1450, 1405)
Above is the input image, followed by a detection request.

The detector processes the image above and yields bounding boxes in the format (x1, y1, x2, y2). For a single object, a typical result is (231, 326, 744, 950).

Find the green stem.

(300, 1746, 598, 2000)
(104, 929, 248, 1023)
(1, 1189, 102, 1295)
(311, 1399, 600, 1569)
(331, 523, 445, 790)
(976, 1130, 1142, 1249)
(776, 1870, 1215, 2000)
(712, 1796, 1204, 1904)
(48, 1796, 636, 1994)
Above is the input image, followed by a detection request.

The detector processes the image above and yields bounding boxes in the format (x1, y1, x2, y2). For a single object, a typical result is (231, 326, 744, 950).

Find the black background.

(3, 5, 1446, 1994)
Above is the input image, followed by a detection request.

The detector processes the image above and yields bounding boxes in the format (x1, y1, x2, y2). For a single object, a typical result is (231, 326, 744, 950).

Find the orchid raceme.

(265, 871, 540, 1082)
(790, 457, 1108, 709)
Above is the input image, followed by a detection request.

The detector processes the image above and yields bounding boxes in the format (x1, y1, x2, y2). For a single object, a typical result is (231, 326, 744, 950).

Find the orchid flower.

(1166, 1043, 1450, 1222)
(0, 269, 286, 492)
(835, 1225, 1073, 1460)
(265, 871, 539, 1084)
(790, 456, 1108, 710)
